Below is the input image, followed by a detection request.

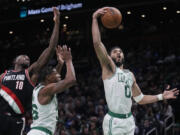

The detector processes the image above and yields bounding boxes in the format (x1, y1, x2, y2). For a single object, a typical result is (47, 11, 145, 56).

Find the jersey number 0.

(125, 85, 131, 98)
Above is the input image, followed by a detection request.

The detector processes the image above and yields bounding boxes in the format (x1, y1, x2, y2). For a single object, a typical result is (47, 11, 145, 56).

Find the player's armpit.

(131, 73, 144, 100)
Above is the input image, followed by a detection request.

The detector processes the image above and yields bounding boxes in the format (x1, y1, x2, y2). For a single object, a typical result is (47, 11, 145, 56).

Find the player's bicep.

(39, 83, 56, 96)
(132, 82, 142, 97)
(44, 80, 73, 96)
(131, 73, 142, 97)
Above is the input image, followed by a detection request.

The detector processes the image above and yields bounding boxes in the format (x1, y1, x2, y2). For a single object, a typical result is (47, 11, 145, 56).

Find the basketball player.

(92, 7, 179, 135)
(27, 45, 76, 135)
(0, 7, 60, 135)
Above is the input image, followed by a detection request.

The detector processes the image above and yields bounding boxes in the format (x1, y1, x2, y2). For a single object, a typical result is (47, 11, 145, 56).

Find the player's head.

(109, 46, 124, 67)
(38, 66, 61, 84)
(14, 55, 30, 69)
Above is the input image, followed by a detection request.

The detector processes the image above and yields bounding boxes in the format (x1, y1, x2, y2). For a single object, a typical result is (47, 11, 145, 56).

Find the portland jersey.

(0, 69, 35, 115)
(31, 84, 58, 135)
(103, 68, 134, 114)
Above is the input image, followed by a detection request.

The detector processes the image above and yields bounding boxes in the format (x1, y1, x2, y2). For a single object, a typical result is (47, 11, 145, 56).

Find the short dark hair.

(38, 66, 54, 83)
(108, 46, 122, 55)
(13, 54, 29, 65)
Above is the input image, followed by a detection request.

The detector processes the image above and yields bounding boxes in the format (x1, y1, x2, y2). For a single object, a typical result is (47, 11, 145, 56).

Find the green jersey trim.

(31, 126, 52, 135)
(108, 110, 132, 119)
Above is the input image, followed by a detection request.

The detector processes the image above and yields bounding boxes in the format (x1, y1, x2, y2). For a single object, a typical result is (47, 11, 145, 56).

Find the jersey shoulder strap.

(123, 69, 131, 73)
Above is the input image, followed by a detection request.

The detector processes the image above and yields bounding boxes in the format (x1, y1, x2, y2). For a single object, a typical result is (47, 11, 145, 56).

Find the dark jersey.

(0, 69, 35, 115)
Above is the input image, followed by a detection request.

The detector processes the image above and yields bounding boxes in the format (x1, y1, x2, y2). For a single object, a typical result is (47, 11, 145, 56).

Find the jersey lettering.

(3, 74, 25, 81)
(118, 73, 132, 98)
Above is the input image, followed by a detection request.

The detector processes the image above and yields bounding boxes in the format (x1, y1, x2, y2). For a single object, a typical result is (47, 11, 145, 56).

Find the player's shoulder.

(34, 83, 44, 90)
(123, 69, 135, 77)
(123, 69, 132, 74)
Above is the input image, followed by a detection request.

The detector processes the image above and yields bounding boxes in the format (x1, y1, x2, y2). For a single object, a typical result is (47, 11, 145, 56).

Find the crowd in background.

(0, 25, 180, 135)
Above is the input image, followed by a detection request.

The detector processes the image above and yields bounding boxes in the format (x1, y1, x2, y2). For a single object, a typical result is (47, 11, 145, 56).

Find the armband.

(133, 93, 144, 103)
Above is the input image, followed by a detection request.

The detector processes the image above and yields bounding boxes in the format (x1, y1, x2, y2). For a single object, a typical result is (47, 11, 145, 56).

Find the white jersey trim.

(0, 89, 21, 114)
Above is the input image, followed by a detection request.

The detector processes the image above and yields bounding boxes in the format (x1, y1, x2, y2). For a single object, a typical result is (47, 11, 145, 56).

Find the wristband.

(157, 94, 163, 101)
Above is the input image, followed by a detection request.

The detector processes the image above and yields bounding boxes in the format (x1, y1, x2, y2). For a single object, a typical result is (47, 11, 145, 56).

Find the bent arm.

(43, 60, 76, 95)
(53, 60, 76, 93)
(38, 60, 76, 105)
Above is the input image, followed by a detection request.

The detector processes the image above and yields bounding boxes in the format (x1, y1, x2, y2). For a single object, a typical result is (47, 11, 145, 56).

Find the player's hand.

(61, 45, 72, 62)
(53, 7, 60, 23)
(56, 45, 64, 65)
(163, 86, 179, 99)
(92, 7, 109, 19)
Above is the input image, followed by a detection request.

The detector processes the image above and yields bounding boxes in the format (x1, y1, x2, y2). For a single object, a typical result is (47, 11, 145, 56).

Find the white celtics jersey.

(103, 68, 134, 114)
(31, 84, 58, 135)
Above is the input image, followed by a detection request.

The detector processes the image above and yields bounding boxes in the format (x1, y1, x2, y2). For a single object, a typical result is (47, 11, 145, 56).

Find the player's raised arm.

(51, 45, 76, 94)
(38, 45, 76, 104)
(28, 7, 60, 83)
(131, 73, 179, 104)
(55, 45, 64, 73)
(92, 7, 115, 72)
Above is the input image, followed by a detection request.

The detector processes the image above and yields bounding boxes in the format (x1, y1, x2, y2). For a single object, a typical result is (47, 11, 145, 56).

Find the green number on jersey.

(125, 85, 131, 98)
(32, 104, 39, 120)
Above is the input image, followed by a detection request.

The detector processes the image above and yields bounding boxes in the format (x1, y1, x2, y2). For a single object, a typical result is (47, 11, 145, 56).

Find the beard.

(112, 57, 124, 67)
(20, 63, 29, 69)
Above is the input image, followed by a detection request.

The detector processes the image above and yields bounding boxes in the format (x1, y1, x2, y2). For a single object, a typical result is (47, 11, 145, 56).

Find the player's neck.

(14, 65, 24, 72)
(118, 65, 123, 69)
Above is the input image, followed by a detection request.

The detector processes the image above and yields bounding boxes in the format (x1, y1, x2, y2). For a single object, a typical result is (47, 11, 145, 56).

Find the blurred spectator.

(0, 22, 180, 135)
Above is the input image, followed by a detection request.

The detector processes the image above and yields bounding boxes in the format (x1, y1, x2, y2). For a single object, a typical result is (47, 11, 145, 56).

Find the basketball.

(101, 7, 122, 29)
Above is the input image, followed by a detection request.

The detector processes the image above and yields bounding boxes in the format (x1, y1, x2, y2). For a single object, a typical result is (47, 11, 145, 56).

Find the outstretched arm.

(92, 7, 115, 72)
(39, 45, 76, 104)
(28, 7, 60, 83)
(132, 73, 179, 104)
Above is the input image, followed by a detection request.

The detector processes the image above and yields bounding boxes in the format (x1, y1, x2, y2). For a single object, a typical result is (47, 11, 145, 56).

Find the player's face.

(15, 55, 30, 68)
(110, 48, 124, 67)
(48, 69, 61, 83)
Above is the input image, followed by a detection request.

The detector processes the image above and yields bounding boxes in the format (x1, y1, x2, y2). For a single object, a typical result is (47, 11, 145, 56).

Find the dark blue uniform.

(0, 69, 34, 135)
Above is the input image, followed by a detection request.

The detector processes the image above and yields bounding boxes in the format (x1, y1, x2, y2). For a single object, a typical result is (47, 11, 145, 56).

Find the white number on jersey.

(16, 81, 24, 90)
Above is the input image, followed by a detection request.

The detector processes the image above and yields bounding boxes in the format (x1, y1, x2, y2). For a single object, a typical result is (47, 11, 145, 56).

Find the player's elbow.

(70, 78, 76, 85)
(133, 93, 145, 105)
(137, 100, 145, 105)
(67, 77, 76, 86)
(48, 46, 56, 51)
(93, 41, 101, 47)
